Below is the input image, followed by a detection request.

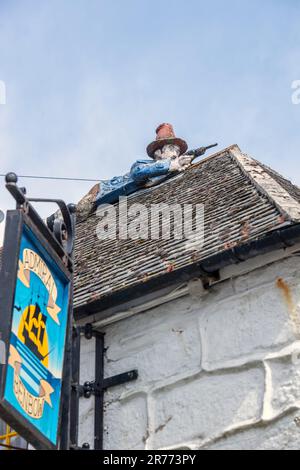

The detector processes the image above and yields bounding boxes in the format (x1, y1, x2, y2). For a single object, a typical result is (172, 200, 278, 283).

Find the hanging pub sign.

(0, 174, 75, 450)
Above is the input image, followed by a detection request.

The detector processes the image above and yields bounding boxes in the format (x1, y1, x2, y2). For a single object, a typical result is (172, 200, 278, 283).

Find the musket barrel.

(188, 143, 218, 161)
(205, 143, 218, 150)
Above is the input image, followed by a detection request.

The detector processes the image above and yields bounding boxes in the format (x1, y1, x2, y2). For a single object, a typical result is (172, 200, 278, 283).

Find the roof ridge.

(189, 144, 241, 169)
(229, 147, 300, 223)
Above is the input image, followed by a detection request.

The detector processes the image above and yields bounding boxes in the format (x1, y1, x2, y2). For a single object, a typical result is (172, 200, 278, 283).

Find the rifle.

(184, 143, 218, 162)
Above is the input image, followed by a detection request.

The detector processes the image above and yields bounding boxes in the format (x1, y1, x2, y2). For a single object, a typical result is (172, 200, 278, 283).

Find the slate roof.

(73, 145, 300, 312)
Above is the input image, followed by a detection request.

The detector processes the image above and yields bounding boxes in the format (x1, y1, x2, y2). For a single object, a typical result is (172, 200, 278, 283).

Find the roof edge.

(229, 147, 300, 223)
(190, 143, 241, 169)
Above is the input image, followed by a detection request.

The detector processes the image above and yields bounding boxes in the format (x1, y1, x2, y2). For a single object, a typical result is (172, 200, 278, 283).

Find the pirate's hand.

(170, 155, 193, 172)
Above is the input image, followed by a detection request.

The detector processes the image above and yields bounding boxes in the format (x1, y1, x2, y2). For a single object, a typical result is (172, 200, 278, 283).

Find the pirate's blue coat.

(95, 159, 171, 206)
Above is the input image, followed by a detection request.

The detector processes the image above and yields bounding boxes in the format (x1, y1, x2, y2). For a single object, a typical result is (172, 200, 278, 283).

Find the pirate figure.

(77, 123, 217, 219)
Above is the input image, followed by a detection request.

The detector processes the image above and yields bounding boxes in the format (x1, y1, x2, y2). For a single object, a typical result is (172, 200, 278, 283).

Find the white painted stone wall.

(79, 254, 300, 450)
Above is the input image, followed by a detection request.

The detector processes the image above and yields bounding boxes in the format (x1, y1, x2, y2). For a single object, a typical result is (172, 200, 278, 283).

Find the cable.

(0, 174, 99, 182)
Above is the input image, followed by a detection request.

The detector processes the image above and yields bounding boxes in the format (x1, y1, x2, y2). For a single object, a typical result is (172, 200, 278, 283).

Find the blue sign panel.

(3, 223, 70, 446)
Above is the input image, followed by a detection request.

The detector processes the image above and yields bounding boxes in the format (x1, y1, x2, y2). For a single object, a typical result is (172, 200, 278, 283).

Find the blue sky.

(0, 0, 300, 242)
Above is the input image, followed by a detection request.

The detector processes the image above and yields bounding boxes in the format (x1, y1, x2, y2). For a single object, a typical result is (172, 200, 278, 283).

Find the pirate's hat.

(146, 123, 188, 158)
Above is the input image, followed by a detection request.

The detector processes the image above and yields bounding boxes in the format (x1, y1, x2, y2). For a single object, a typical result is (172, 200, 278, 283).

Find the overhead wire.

(0, 174, 99, 182)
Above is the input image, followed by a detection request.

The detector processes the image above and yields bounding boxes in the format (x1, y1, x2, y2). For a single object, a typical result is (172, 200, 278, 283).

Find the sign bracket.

(70, 324, 138, 450)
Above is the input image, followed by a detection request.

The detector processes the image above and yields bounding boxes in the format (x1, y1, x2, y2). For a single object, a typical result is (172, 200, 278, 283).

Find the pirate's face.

(153, 144, 181, 161)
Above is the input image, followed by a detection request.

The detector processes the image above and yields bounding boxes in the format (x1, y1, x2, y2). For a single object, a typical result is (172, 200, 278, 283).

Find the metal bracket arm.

(5, 172, 76, 266)
(76, 370, 138, 398)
